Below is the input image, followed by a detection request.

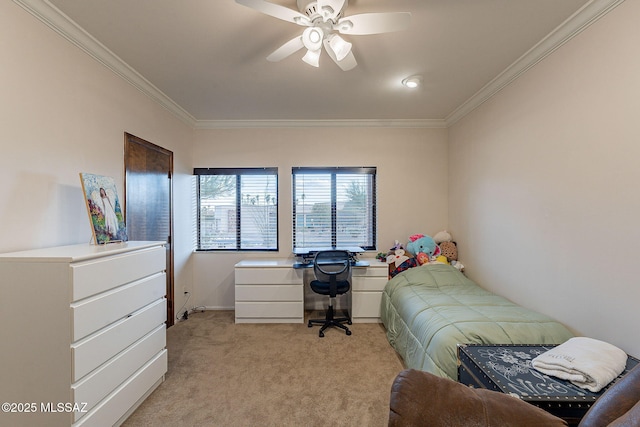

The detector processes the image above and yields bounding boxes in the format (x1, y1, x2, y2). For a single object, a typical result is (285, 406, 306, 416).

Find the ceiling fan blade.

(236, 0, 311, 26)
(323, 38, 357, 71)
(266, 36, 305, 62)
(336, 12, 411, 35)
(316, 0, 346, 21)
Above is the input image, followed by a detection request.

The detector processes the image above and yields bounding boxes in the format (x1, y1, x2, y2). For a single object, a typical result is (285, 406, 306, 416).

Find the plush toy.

(433, 230, 452, 244)
(451, 260, 464, 272)
(386, 249, 410, 268)
(435, 255, 449, 264)
(406, 234, 437, 258)
(416, 252, 429, 265)
(390, 240, 403, 251)
(440, 241, 458, 261)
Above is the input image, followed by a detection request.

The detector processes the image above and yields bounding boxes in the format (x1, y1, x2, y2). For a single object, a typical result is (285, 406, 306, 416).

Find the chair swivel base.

(308, 305, 352, 337)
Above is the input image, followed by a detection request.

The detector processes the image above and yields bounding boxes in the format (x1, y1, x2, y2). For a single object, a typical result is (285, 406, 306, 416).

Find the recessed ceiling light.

(402, 76, 422, 89)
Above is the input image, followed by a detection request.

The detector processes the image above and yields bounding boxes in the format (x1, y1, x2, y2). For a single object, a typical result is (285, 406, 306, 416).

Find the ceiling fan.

(236, 0, 411, 71)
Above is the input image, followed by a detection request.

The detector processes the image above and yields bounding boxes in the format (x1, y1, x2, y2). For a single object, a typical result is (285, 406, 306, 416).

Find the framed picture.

(79, 173, 128, 244)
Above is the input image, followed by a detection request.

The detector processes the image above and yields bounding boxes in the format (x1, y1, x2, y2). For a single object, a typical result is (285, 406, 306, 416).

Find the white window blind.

(292, 167, 376, 251)
(195, 168, 278, 251)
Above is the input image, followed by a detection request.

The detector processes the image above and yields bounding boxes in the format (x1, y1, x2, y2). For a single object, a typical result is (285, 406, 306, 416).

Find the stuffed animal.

(416, 252, 429, 265)
(435, 255, 449, 264)
(406, 234, 437, 258)
(390, 240, 403, 251)
(386, 249, 410, 268)
(433, 230, 452, 244)
(451, 260, 464, 272)
(440, 241, 458, 261)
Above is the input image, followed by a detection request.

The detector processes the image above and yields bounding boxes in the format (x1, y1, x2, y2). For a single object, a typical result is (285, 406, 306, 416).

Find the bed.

(380, 263, 574, 380)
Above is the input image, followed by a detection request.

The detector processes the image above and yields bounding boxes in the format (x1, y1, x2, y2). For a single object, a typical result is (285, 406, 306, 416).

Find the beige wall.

(0, 2, 194, 314)
(192, 127, 449, 308)
(449, 0, 640, 356)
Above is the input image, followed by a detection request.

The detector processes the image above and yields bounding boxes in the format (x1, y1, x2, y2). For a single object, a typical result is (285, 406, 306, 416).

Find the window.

(292, 167, 376, 251)
(194, 168, 278, 251)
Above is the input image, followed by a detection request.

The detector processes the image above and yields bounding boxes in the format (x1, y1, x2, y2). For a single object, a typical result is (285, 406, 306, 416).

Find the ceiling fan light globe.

(302, 49, 321, 67)
(328, 34, 351, 61)
(302, 27, 324, 51)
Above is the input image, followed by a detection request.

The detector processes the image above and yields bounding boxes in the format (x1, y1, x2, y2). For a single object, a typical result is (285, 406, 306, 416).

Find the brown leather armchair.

(388, 365, 640, 426)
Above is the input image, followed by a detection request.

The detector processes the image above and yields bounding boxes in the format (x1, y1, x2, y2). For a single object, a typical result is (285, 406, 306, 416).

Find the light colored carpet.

(122, 310, 405, 427)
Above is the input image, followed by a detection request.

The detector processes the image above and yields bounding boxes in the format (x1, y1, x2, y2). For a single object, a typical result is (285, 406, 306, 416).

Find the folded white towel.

(531, 337, 627, 392)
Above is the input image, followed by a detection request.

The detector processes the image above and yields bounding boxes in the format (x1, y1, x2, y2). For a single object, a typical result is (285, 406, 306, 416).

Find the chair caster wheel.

(308, 321, 312, 327)
(346, 330, 352, 336)
(347, 320, 352, 325)
(319, 331, 325, 337)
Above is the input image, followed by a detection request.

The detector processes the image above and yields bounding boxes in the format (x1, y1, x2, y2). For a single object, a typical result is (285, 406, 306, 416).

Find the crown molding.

(14, 0, 623, 130)
(12, 0, 198, 128)
(193, 119, 447, 129)
(445, 0, 625, 127)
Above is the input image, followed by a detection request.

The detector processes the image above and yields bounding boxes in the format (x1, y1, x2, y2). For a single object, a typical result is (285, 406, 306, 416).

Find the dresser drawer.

(235, 267, 302, 285)
(235, 301, 302, 319)
(352, 291, 383, 318)
(73, 350, 167, 427)
(72, 325, 165, 421)
(351, 275, 388, 291)
(235, 284, 302, 301)
(72, 298, 166, 382)
(71, 245, 165, 301)
(72, 272, 165, 341)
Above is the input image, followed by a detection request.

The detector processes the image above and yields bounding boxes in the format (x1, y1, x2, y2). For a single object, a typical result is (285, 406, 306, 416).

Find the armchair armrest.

(389, 369, 568, 427)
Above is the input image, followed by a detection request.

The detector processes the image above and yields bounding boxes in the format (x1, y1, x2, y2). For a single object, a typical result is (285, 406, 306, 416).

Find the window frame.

(194, 167, 279, 252)
(292, 166, 377, 252)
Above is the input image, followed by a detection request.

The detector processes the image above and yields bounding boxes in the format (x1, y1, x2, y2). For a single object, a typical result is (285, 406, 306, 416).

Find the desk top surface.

(235, 258, 387, 269)
(293, 247, 364, 255)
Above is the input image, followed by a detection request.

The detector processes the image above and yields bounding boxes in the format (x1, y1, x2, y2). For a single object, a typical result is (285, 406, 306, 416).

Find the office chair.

(307, 250, 353, 337)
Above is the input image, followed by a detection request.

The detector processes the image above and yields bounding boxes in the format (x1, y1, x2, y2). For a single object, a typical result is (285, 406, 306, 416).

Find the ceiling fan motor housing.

(297, 0, 347, 23)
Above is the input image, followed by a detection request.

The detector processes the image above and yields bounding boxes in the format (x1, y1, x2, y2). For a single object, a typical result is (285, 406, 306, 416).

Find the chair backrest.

(313, 250, 352, 283)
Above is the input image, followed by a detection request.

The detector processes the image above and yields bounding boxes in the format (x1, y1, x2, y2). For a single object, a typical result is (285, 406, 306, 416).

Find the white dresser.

(0, 241, 167, 427)
(234, 258, 389, 324)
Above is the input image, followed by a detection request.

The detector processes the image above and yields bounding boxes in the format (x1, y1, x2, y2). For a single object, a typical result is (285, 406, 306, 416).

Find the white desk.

(234, 259, 388, 324)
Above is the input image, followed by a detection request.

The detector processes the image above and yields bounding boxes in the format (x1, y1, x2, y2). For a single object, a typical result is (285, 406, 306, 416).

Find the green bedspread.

(380, 264, 574, 380)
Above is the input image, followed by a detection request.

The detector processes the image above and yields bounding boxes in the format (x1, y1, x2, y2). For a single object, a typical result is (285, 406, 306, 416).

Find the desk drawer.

(235, 301, 302, 319)
(352, 291, 383, 318)
(72, 272, 165, 341)
(235, 267, 302, 285)
(352, 266, 388, 278)
(72, 325, 166, 421)
(351, 276, 387, 291)
(72, 298, 166, 382)
(235, 284, 302, 302)
(71, 246, 165, 301)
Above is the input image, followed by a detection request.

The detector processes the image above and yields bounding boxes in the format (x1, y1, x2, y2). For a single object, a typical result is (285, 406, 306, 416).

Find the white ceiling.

(26, 0, 605, 126)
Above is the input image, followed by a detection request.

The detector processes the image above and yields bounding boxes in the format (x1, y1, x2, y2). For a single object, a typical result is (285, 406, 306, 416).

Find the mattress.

(380, 263, 574, 380)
